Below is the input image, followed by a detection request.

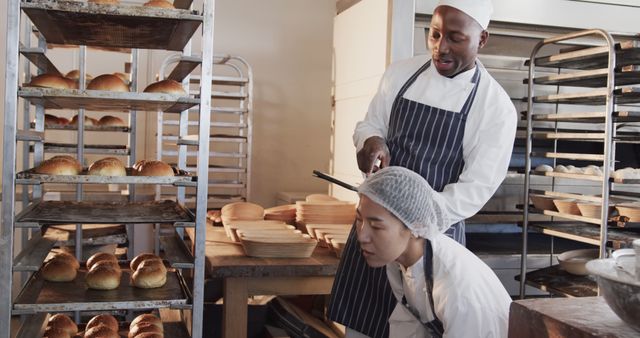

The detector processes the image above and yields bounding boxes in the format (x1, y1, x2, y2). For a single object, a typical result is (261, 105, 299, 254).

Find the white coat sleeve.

(438, 98, 518, 225)
(352, 71, 394, 151)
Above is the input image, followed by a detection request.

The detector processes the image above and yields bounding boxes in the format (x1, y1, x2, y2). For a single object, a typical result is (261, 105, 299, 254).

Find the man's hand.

(357, 136, 391, 176)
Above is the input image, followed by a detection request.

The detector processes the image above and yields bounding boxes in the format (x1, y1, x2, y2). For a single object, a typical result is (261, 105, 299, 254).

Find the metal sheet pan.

(533, 87, 640, 105)
(529, 41, 640, 70)
(17, 167, 195, 185)
(30, 122, 130, 133)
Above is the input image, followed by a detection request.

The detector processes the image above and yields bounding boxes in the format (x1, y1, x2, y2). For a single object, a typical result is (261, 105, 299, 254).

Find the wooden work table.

(509, 297, 640, 338)
(187, 225, 340, 338)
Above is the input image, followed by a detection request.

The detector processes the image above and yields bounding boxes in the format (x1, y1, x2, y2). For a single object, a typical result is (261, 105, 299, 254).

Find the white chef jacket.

(353, 56, 518, 224)
(386, 234, 512, 338)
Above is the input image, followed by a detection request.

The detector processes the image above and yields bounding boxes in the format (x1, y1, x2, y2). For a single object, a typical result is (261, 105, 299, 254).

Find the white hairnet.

(358, 166, 449, 239)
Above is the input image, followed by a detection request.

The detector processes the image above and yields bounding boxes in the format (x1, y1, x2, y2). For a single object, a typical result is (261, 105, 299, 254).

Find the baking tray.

(21, 0, 202, 51)
(30, 142, 130, 155)
(19, 87, 199, 113)
(528, 41, 640, 70)
(17, 167, 195, 185)
(531, 170, 640, 184)
(528, 65, 640, 87)
(530, 110, 640, 123)
(15, 200, 194, 226)
(30, 122, 130, 132)
(532, 86, 640, 105)
(13, 264, 190, 314)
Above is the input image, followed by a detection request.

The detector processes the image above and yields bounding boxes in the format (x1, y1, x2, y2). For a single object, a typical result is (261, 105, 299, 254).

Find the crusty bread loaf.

(88, 157, 126, 177)
(131, 266, 167, 289)
(137, 258, 167, 274)
(112, 72, 130, 84)
(128, 322, 164, 338)
(130, 253, 160, 271)
(143, 79, 186, 95)
(35, 156, 82, 175)
(132, 333, 164, 338)
(86, 264, 121, 290)
(50, 252, 80, 270)
(84, 324, 120, 338)
(27, 73, 70, 90)
(91, 260, 122, 276)
(65, 69, 93, 82)
(86, 314, 119, 333)
(42, 259, 77, 282)
(69, 114, 98, 127)
(98, 115, 126, 127)
(130, 314, 163, 332)
(87, 74, 130, 92)
(47, 314, 78, 336)
(86, 252, 119, 270)
(136, 161, 174, 177)
(42, 326, 72, 338)
(143, 0, 174, 8)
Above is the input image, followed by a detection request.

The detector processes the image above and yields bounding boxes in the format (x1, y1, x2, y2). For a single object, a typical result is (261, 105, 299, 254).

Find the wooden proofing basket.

(240, 235, 318, 258)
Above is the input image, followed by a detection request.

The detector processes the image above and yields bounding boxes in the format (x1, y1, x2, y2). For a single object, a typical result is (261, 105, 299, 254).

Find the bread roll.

(128, 322, 163, 338)
(130, 253, 160, 271)
(86, 314, 119, 332)
(27, 73, 70, 90)
(131, 266, 167, 289)
(86, 252, 119, 270)
(137, 161, 174, 177)
(112, 72, 130, 84)
(42, 326, 72, 338)
(88, 157, 126, 177)
(57, 116, 70, 125)
(87, 74, 129, 92)
(42, 259, 77, 282)
(129, 314, 163, 332)
(98, 115, 126, 127)
(132, 333, 164, 338)
(84, 324, 119, 338)
(41, 113, 61, 127)
(64, 69, 93, 82)
(88, 0, 120, 5)
(143, 79, 186, 95)
(47, 314, 78, 335)
(35, 156, 82, 176)
(143, 0, 174, 8)
(69, 114, 97, 127)
(86, 264, 121, 290)
(51, 252, 80, 270)
(133, 160, 147, 171)
(137, 258, 167, 274)
(91, 260, 123, 276)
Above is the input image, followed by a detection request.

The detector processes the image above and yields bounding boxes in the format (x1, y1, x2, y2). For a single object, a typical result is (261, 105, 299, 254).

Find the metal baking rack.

(519, 29, 640, 299)
(30, 122, 131, 132)
(16, 167, 195, 185)
(1, 0, 214, 335)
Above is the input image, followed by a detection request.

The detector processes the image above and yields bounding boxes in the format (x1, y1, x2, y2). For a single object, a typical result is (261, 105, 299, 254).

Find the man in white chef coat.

(328, 0, 518, 337)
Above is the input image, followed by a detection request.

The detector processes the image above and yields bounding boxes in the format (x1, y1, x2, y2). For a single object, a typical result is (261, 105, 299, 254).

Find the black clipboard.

(312, 170, 358, 192)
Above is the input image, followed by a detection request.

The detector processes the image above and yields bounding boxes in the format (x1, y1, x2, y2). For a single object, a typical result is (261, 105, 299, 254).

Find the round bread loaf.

(98, 115, 126, 127)
(133, 160, 147, 171)
(143, 0, 174, 8)
(112, 72, 130, 84)
(137, 161, 174, 177)
(86, 252, 118, 270)
(129, 314, 163, 332)
(88, 0, 120, 5)
(69, 114, 97, 127)
(137, 258, 167, 274)
(131, 266, 167, 289)
(51, 252, 80, 270)
(42, 326, 72, 338)
(57, 116, 70, 125)
(50, 155, 83, 172)
(84, 324, 120, 338)
(132, 333, 164, 338)
(86, 314, 119, 332)
(128, 322, 163, 338)
(27, 73, 70, 89)
(143, 79, 186, 95)
(35, 157, 82, 175)
(65, 69, 93, 82)
(130, 253, 160, 271)
(86, 264, 121, 290)
(42, 259, 77, 282)
(88, 157, 126, 177)
(47, 314, 78, 335)
(87, 74, 130, 92)
(43, 114, 61, 127)
(91, 260, 122, 276)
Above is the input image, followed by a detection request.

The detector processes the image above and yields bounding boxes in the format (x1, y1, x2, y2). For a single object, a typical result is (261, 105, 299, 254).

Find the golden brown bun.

(88, 157, 126, 177)
(64, 70, 93, 82)
(86, 265, 121, 290)
(51, 252, 80, 270)
(69, 114, 98, 127)
(86, 314, 119, 332)
(27, 73, 70, 89)
(42, 259, 77, 282)
(84, 324, 120, 338)
(132, 160, 147, 171)
(87, 74, 130, 92)
(47, 314, 78, 335)
(136, 161, 174, 177)
(129, 314, 163, 332)
(91, 260, 122, 276)
(98, 115, 126, 127)
(129, 253, 160, 271)
(128, 322, 163, 338)
(43, 326, 72, 338)
(88, 0, 120, 5)
(43, 114, 61, 127)
(132, 333, 164, 338)
(86, 252, 118, 270)
(143, 0, 174, 8)
(57, 116, 70, 125)
(35, 157, 82, 175)
(137, 258, 167, 274)
(112, 72, 130, 84)
(131, 266, 167, 289)
(143, 79, 186, 95)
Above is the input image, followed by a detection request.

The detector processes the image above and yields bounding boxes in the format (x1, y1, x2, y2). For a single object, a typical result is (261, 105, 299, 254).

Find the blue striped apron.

(328, 60, 481, 338)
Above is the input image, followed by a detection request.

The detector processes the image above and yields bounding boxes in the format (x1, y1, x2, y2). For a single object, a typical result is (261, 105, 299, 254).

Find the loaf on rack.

(41, 258, 78, 282)
(50, 252, 80, 270)
(88, 74, 130, 92)
(46, 314, 78, 336)
(137, 258, 168, 274)
(42, 326, 71, 338)
(88, 157, 127, 177)
(130, 314, 163, 332)
(143, 79, 186, 95)
(91, 260, 123, 277)
(130, 253, 167, 289)
(130, 253, 160, 271)
(69, 114, 99, 127)
(143, 0, 175, 8)
(134, 160, 174, 177)
(86, 314, 119, 333)
(84, 323, 120, 338)
(86, 252, 119, 270)
(86, 264, 121, 290)
(98, 115, 127, 127)
(65, 69, 93, 82)
(128, 321, 164, 337)
(26, 73, 71, 90)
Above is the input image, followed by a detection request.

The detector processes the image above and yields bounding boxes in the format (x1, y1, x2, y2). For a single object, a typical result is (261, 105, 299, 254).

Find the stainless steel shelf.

(526, 222, 640, 249)
(160, 234, 195, 269)
(192, 90, 247, 99)
(16, 167, 195, 185)
(162, 120, 248, 128)
(529, 110, 640, 123)
(19, 44, 60, 75)
(190, 74, 249, 86)
(21, 0, 202, 51)
(528, 65, 640, 87)
(30, 142, 130, 155)
(17, 130, 44, 142)
(515, 265, 597, 297)
(527, 40, 640, 69)
(162, 150, 246, 158)
(168, 134, 247, 146)
(19, 87, 199, 113)
(531, 151, 604, 161)
(532, 86, 640, 105)
(529, 170, 640, 184)
(168, 55, 201, 82)
(30, 122, 131, 132)
(12, 228, 67, 272)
